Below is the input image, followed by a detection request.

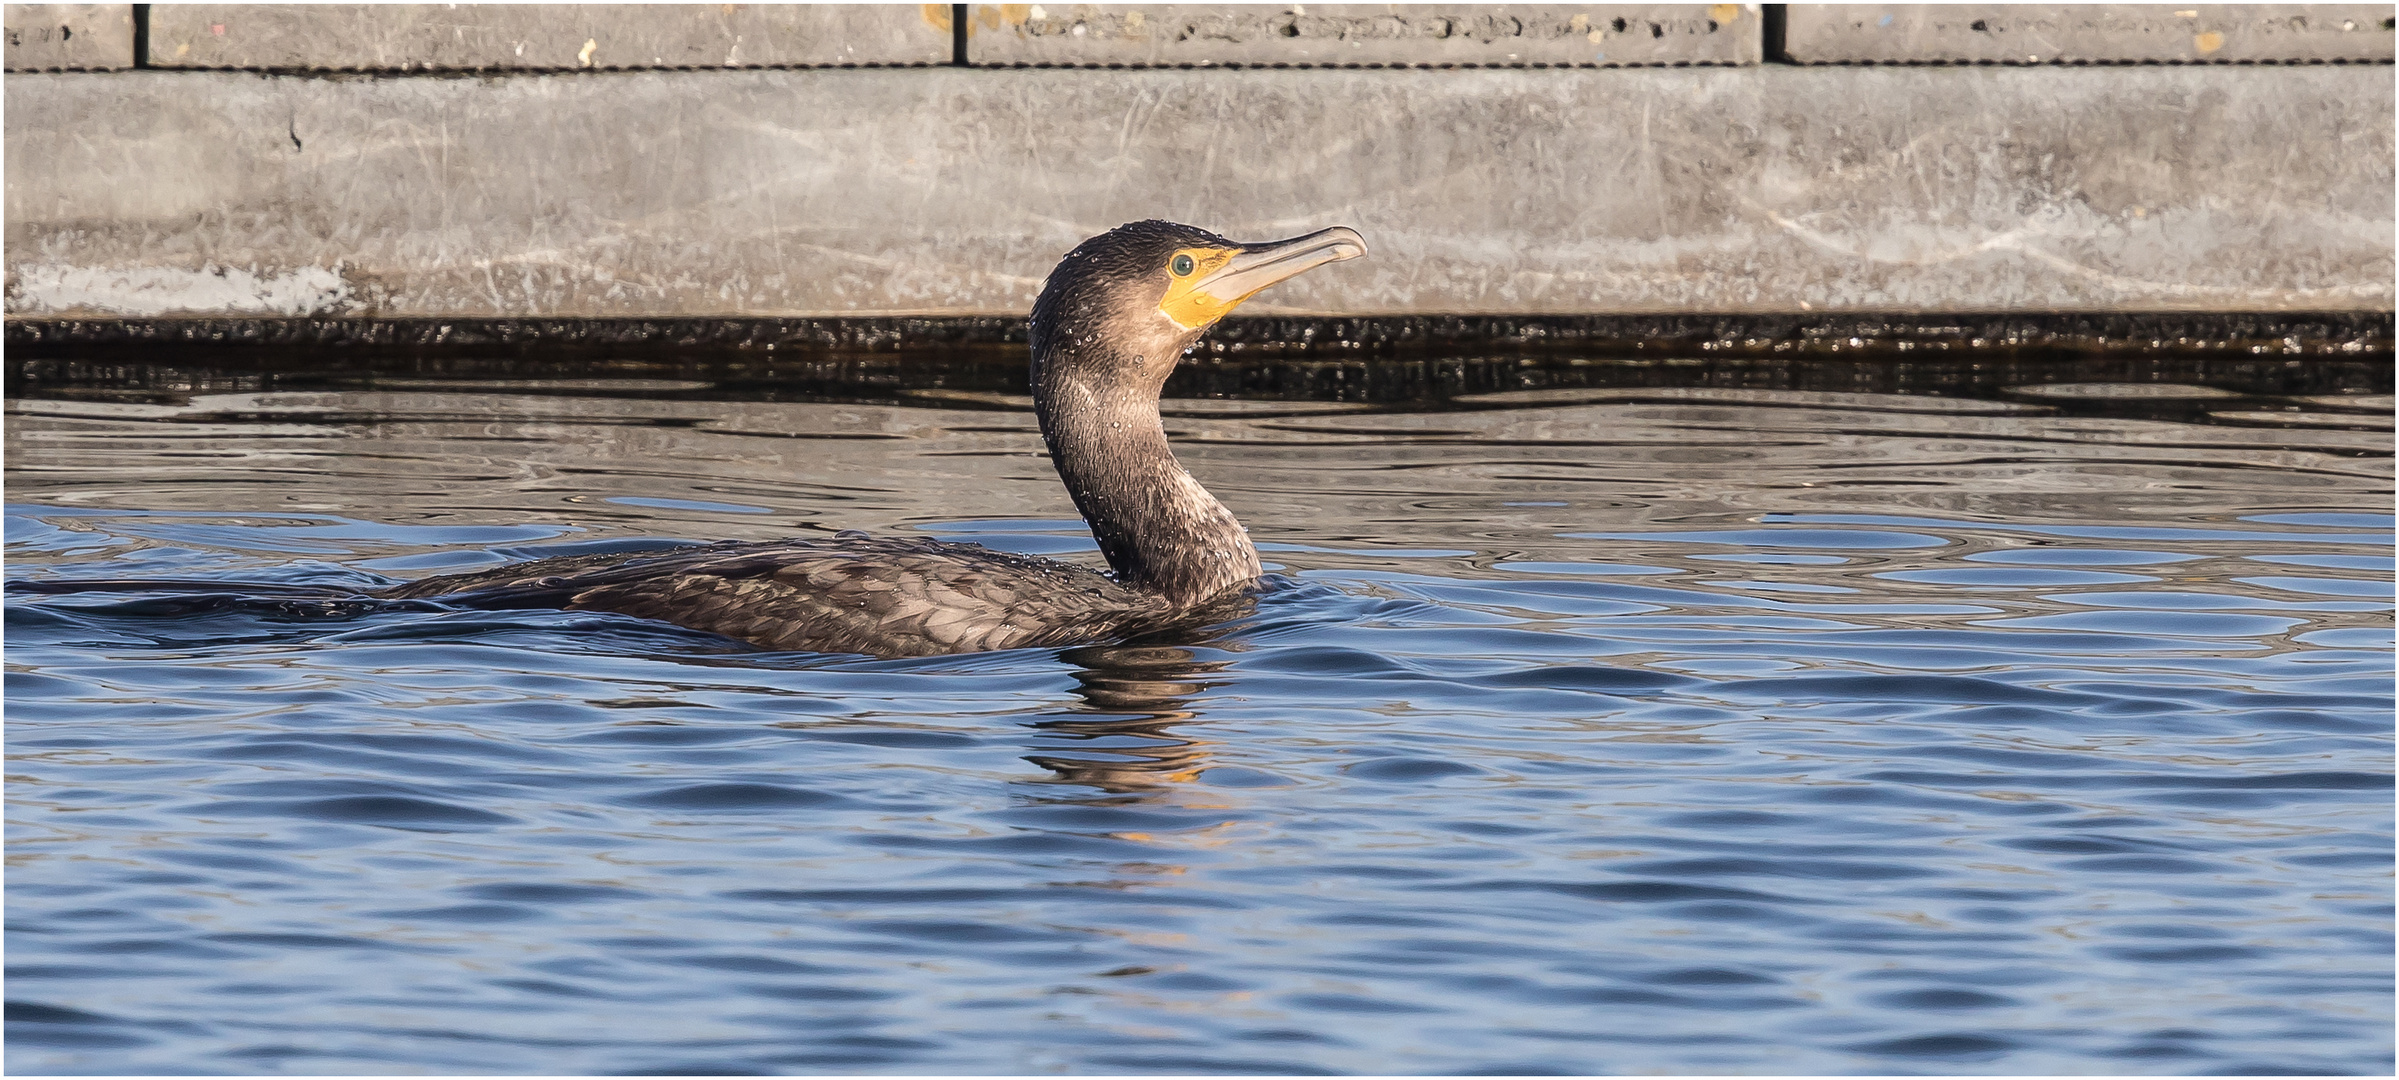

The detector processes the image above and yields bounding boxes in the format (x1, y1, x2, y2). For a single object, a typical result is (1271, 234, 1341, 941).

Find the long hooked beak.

(1192, 227, 1369, 307)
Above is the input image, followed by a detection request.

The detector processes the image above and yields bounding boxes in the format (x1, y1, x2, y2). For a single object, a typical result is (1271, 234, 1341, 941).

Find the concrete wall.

(963, 5, 1762, 66)
(10, 4, 1776, 70)
(3, 3, 132, 69)
(142, 4, 953, 69)
(15, 5, 2394, 69)
(4, 5, 2392, 322)
(1784, 5, 2394, 64)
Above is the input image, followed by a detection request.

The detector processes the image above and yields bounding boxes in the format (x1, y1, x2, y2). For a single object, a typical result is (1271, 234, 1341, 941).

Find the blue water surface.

(6, 386, 2391, 1073)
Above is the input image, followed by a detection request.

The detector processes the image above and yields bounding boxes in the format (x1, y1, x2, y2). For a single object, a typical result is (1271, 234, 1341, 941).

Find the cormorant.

(380, 220, 1368, 656)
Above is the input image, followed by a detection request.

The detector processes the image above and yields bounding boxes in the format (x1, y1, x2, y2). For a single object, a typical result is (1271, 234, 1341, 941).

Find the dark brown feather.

(381, 537, 1177, 656)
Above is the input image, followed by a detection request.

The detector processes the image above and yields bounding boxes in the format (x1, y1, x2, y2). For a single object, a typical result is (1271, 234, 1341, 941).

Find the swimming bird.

(379, 220, 1368, 656)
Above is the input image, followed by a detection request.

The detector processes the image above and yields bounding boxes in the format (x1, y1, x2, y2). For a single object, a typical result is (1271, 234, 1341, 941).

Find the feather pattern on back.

(380, 537, 1177, 656)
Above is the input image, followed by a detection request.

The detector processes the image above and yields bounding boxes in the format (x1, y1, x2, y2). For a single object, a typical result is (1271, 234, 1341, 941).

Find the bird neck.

(1034, 360, 1262, 606)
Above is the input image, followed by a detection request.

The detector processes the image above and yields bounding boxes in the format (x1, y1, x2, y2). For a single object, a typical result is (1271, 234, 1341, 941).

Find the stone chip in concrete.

(4, 4, 133, 70)
(148, 3, 953, 70)
(966, 4, 1759, 66)
(1783, 5, 2396, 64)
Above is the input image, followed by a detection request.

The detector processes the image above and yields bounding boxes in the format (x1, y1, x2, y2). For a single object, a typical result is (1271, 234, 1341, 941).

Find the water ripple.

(5, 388, 2389, 1074)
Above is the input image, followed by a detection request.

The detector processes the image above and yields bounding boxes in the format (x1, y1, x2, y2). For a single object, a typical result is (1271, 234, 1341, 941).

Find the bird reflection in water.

(1021, 636, 1238, 798)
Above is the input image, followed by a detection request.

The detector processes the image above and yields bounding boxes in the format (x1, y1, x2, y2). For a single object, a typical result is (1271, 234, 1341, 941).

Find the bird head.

(1031, 220, 1368, 390)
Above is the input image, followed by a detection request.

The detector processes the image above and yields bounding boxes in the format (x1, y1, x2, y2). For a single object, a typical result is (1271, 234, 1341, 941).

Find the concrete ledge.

(1784, 5, 2396, 64)
(146, 3, 952, 70)
(2, 3, 133, 70)
(6, 67, 2391, 319)
(965, 4, 1759, 67)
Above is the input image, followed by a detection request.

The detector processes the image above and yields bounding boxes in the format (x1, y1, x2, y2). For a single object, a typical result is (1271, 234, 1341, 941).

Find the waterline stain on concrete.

(8, 264, 353, 317)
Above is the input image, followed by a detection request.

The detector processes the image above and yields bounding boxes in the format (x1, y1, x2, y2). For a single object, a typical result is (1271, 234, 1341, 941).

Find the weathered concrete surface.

(2, 4, 132, 70)
(5, 67, 2390, 319)
(966, 4, 1759, 66)
(148, 4, 953, 70)
(1784, 5, 2395, 64)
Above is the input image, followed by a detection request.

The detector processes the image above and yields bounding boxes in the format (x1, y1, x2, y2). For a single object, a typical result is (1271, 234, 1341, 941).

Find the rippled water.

(7, 379, 2392, 1073)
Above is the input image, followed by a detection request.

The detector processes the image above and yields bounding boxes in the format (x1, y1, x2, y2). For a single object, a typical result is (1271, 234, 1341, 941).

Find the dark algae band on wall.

(8, 311, 2392, 355)
(7, 312, 2393, 407)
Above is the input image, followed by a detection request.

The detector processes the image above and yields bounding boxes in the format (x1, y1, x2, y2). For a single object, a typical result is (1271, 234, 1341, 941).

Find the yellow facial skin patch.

(1152, 228, 1370, 332)
(1156, 248, 1242, 329)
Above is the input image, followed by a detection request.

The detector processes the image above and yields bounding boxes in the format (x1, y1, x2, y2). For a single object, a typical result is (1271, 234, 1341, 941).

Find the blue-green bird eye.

(1171, 254, 1195, 276)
